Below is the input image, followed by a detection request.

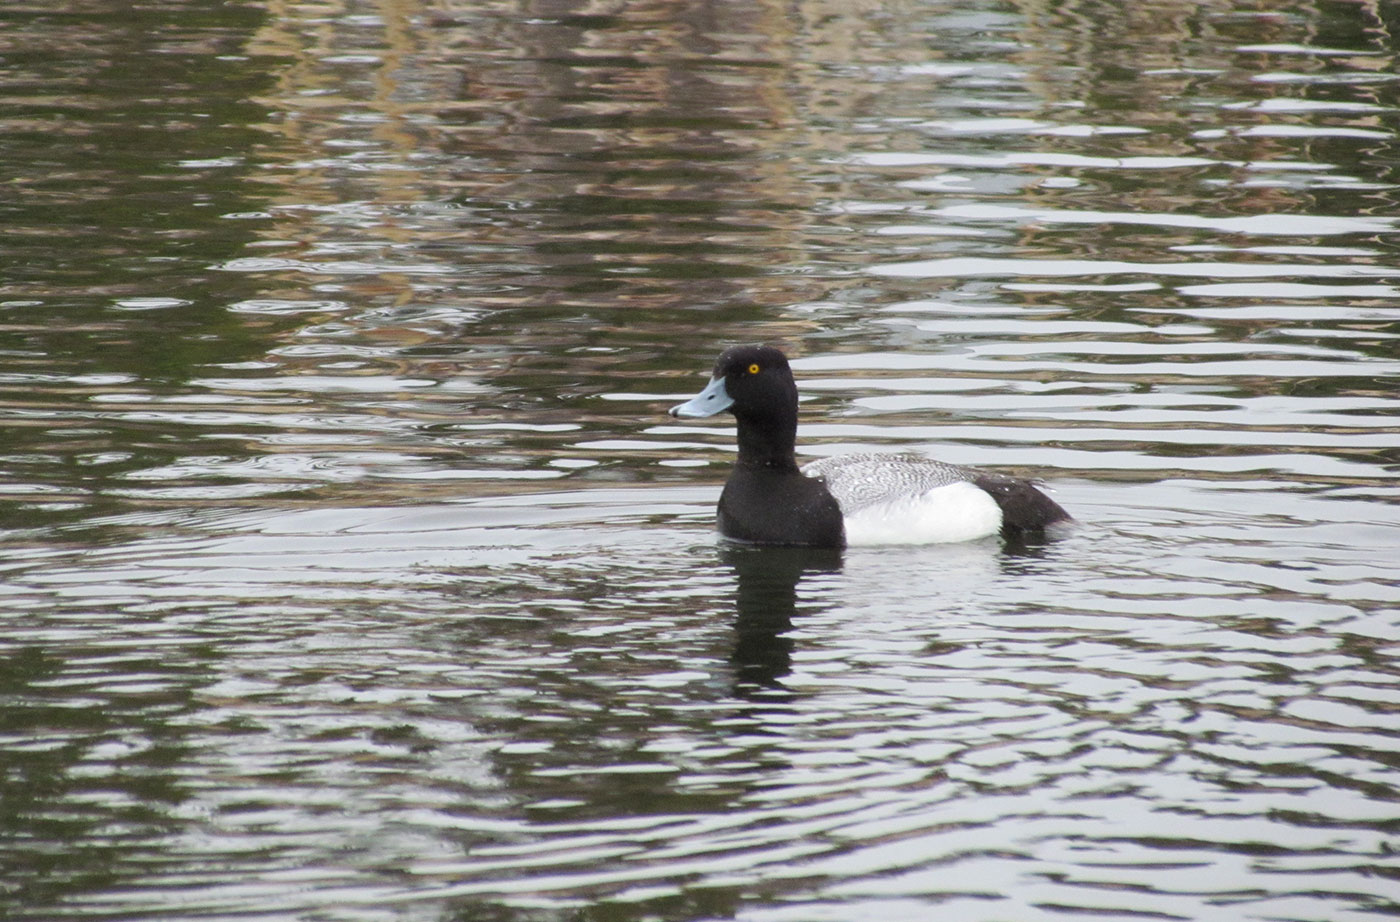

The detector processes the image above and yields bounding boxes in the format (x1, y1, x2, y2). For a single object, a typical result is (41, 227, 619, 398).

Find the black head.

(670, 344, 801, 468)
(709, 344, 797, 422)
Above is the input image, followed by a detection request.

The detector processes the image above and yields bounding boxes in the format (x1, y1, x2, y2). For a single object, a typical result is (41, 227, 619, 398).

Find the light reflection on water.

(1, 0, 1399, 920)
(4, 484, 1397, 920)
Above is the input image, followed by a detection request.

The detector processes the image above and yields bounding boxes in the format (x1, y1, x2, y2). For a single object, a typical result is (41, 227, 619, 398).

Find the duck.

(668, 344, 1069, 547)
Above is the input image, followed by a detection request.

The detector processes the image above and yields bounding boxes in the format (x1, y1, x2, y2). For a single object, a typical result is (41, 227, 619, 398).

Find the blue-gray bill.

(670, 376, 733, 418)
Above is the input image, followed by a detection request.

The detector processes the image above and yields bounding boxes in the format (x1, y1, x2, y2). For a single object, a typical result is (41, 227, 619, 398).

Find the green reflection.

(0, 645, 194, 918)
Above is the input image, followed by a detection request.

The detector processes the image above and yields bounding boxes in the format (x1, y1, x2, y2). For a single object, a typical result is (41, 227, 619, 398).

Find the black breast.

(717, 467, 845, 547)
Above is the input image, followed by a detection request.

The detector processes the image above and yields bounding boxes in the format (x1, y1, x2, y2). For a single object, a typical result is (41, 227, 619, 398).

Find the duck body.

(670, 344, 1069, 548)
(802, 453, 1006, 545)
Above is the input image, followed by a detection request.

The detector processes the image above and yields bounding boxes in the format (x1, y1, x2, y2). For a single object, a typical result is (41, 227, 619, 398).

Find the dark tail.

(972, 473, 1071, 533)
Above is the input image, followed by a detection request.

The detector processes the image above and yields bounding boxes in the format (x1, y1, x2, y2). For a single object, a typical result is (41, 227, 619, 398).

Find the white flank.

(840, 481, 1003, 546)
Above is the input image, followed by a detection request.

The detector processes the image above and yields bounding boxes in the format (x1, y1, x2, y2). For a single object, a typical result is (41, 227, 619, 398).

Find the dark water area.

(2, 1, 1398, 920)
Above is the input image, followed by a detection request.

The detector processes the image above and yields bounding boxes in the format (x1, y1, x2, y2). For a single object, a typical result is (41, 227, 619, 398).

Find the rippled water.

(2, 1, 1398, 920)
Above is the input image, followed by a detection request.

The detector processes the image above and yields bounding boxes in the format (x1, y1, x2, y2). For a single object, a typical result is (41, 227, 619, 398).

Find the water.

(2, 0, 1398, 919)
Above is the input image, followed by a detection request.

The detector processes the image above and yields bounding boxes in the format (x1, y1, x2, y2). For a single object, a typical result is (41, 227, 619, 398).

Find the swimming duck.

(669, 344, 1069, 547)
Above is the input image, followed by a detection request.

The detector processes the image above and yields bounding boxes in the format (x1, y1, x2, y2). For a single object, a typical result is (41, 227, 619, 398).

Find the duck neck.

(734, 411, 800, 472)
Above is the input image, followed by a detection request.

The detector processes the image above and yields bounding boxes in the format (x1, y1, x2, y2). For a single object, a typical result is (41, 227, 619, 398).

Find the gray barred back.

(802, 452, 979, 514)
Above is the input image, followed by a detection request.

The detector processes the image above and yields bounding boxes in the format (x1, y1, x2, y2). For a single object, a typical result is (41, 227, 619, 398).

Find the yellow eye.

(748, 363, 760, 374)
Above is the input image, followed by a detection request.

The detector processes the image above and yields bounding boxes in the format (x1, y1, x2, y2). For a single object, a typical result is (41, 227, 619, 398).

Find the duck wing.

(803, 452, 1069, 532)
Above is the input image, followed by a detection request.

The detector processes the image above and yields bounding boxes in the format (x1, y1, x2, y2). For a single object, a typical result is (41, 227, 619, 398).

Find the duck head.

(670, 345, 800, 469)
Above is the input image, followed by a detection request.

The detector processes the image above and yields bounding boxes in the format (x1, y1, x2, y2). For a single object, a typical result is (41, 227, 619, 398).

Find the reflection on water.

(2, 0, 1399, 920)
(725, 544, 844, 694)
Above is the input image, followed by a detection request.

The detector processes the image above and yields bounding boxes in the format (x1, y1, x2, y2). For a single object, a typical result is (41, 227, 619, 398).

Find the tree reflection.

(0, 645, 191, 918)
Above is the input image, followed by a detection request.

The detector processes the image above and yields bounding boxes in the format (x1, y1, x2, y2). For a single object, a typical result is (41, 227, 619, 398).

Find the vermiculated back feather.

(802, 453, 978, 514)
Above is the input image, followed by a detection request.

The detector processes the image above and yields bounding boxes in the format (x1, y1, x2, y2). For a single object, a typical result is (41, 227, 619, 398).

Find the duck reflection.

(721, 544, 842, 695)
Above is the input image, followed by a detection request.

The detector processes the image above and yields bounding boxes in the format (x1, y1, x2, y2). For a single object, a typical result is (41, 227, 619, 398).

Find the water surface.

(2, 1, 1398, 920)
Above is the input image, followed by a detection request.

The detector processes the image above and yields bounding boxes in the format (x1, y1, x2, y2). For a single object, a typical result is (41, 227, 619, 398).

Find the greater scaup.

(669, 344, 1069, 547)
